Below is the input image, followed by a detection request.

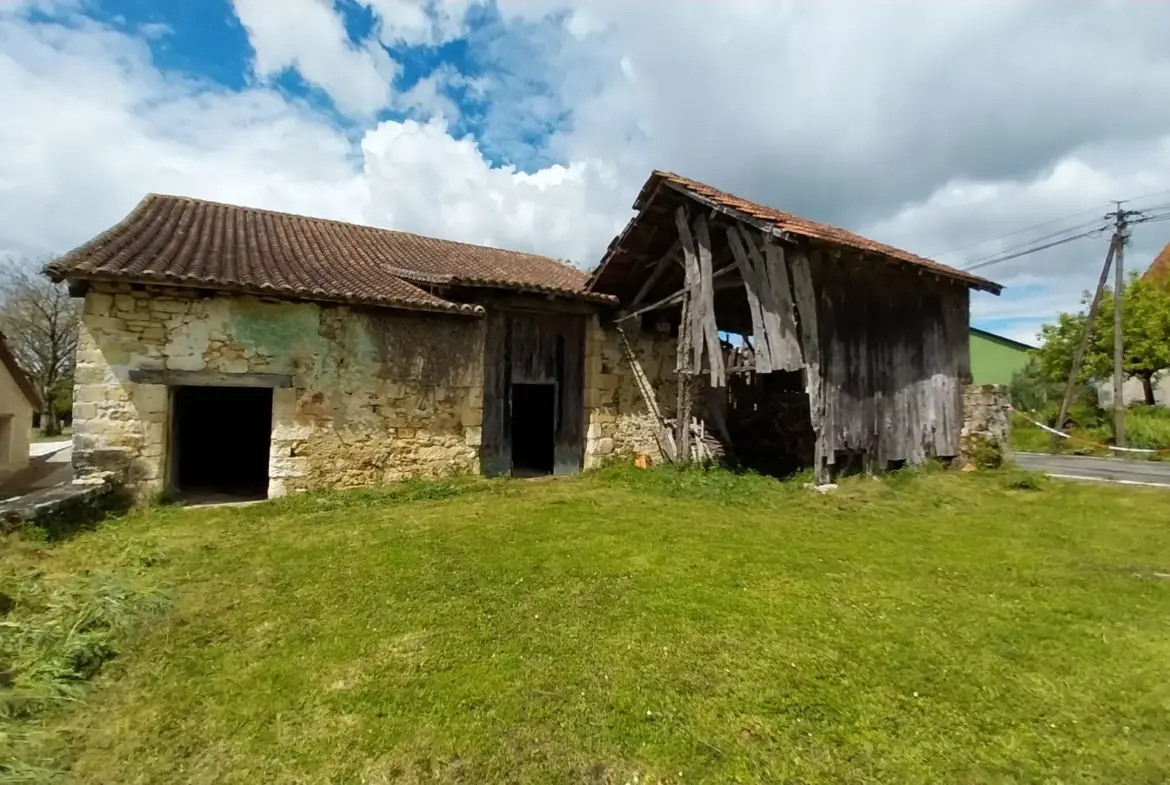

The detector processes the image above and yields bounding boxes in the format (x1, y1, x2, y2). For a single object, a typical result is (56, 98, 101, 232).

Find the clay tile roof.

(45, 195, 607, 313)
(0, 330, 44, 410)
(1143, 240, 1170, 283)
(592, 171, 1002, 295)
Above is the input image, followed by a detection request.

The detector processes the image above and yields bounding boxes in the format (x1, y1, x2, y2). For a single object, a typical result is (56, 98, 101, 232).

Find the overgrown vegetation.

(1034, 272, 1170, 407)
(0, 557, 168, 782)
(5, 466, 1170, 783)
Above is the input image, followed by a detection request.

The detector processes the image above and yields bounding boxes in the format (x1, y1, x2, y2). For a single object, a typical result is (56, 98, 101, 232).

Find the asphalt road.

(1015, 452, 1170, 488)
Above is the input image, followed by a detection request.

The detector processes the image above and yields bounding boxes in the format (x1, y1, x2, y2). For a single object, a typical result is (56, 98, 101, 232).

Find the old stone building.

(49, 171, 1004, 502)
(46, 195, 628, 501)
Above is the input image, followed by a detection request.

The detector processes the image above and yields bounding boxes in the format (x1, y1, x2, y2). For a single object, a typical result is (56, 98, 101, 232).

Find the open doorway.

(170, 385, 272, 502)
(510, 383, 555, 477)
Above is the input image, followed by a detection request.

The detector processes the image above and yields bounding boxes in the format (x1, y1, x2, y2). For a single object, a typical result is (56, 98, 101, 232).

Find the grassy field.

(5, 465, 1170, 783)
(27, 426, 71, 444)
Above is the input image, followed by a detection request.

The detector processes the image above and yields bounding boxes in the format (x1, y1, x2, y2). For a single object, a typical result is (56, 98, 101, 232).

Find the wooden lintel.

(127, 369, 294, 388)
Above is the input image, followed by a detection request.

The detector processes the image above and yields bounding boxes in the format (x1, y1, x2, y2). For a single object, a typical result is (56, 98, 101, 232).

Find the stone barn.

(46, 195, 620, 502)
(49, 172, 1005, 501)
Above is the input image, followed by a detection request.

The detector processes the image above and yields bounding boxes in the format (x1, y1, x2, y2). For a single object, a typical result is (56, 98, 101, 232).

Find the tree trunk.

(1141, 373, 1157, 406)
(43, 404, 62, 436)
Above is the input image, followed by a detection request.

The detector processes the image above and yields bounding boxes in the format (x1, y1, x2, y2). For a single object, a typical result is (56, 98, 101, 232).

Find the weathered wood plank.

(761, 239, 804, 372)
(480, 311, 511, 476)
(789, 250, 827, 482)
(553, 316, 586, 475)
(693, 214, 725, 387)
(737, 226, 786, 368)
(674, 206, 696, 460)
(725, 226, 773, 374)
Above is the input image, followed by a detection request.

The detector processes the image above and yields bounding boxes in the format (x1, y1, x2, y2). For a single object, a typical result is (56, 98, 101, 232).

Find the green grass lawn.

(28, 426, 71, 444)
(5, 466, 1170, 783)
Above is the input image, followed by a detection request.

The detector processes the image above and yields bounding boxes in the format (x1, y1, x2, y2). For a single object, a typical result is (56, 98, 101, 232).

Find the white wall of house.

(1097, 372, 1170, 408)
(0, 359, 34, 480)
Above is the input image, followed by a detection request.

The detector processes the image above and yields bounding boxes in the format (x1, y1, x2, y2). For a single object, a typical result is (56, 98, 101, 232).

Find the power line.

(930, 189, 1170, 262)
(1120, 187, 1170, 206)
(961, 227, 1108, 272)
(959, 217, 1108, 267)
(928, 202, 1112, 259)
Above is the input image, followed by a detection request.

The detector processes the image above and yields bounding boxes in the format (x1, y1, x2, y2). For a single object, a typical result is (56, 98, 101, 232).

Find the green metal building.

(969, 327, 1034, 386)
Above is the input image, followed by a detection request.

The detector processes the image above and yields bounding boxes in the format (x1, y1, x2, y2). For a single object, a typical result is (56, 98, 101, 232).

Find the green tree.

(1035, 272, 1170, 407)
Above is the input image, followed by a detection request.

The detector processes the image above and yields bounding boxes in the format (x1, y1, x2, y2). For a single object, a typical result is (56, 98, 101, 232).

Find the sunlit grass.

(5, 465, 1170, 783)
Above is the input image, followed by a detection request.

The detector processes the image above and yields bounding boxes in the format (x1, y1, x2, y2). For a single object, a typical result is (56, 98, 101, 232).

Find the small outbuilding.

(49, 172, 1004, 501)
(0, 331, 43, 482)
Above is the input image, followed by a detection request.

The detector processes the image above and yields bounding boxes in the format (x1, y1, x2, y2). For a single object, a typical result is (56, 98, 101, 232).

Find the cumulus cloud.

(482, 0, 1170, 327)
(0, 7, 628, 269)
(5, 0, 1170, 340)
(231, 0, 398, 116)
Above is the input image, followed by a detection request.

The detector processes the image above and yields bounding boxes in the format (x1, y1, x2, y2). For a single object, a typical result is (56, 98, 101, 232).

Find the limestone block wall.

(583, 317, 678, 467)
(73, 284, 485, 499)
(961, 383, 1012, 462)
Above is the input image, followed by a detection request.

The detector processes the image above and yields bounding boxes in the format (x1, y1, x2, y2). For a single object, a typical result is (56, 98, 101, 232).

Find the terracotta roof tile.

(1143, 240, 1170, 283)
(45, 195, 605, 313)
(600, 171, 1001, 294)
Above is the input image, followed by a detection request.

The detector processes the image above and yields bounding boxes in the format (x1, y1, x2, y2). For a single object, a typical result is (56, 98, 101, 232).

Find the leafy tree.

(1035, 272, 1170, 407)
(0, 259, 81, 435)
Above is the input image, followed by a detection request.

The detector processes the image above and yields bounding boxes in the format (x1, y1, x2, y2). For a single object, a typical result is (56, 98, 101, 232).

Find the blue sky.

(4, 0, 1170, 345)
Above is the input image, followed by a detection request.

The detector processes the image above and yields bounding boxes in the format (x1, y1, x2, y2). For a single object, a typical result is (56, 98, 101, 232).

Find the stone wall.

(73, 284, 484, 499)
(583, 317, 678, 467)
(961, 383, 1012, 463)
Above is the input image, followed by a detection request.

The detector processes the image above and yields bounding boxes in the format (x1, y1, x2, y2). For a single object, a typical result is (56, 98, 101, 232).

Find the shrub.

(1121, 406, 1170, 451)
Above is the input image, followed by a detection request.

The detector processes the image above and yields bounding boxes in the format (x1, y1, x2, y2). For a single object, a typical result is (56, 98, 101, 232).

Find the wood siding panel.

(480, 311, 511, 476)
(807, 255, 969, 469)
(483, 309, 587, 477)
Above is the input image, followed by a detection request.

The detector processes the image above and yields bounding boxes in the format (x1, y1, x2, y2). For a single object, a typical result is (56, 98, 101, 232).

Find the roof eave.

(56, 272, 485, 317)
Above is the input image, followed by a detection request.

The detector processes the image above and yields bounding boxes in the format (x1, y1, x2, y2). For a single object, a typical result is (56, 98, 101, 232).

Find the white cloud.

(6, 0, 1170, 342)
(231, 0, 398, 116)
(0, 9, 628, 269)
(481, 0, 1170, 329)
(362, 118, 624, 263)
(363, 0, 475, 46)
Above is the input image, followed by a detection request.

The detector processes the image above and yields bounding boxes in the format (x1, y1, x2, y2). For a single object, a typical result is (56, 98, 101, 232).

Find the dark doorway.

(510, 383, 555, 477)
(171, 385, 273, 502)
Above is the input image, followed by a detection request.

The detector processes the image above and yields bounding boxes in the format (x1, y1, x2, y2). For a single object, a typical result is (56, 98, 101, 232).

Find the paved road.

(29, 439, 71, 458)
(1016, 452, 1170, 488)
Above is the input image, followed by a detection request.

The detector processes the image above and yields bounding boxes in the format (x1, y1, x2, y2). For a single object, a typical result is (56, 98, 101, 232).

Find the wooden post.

(674, 206, 697, 462)
(1052, 237, 1116, 448)
(789, 250, 827, 484)
(693, 214, 725, 387)
(1113, 217, 1126, 447)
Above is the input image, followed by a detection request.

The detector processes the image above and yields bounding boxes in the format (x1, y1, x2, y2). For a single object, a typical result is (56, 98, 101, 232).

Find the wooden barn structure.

(587, 172, 1003, 482)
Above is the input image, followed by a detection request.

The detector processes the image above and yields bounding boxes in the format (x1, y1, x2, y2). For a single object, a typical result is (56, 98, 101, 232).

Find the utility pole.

(1052, 204, 1139, 449)
(1111, 203, 1138, 447)
(1052, 237, 1116, 448)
